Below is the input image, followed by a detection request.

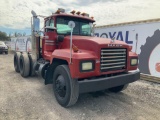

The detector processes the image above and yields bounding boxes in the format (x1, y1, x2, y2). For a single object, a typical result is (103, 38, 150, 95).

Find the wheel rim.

(55, 75, 66, 98)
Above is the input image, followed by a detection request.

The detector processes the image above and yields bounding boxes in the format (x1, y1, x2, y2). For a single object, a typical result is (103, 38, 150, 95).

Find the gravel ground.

(0, 53, 160, 120)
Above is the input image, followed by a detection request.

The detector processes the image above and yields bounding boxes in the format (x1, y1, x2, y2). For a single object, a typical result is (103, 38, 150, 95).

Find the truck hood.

(64, 36, 128, 52)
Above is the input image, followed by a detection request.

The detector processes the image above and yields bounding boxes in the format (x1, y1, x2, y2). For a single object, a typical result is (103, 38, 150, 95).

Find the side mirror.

(45, 26, 56, 32)
(57, 35, 64, 42)
(68, 21, 75, 28)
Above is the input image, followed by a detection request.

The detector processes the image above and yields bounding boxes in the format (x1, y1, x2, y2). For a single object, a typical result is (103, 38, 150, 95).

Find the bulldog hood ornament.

(111, 37, 115, 43)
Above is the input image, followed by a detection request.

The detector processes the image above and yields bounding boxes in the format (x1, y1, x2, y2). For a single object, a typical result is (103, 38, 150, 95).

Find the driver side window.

(45, 20, 49, 27)
(45, 19, 55, 32)
(50, 19, 54, 27)
(45, 20, 49, 32)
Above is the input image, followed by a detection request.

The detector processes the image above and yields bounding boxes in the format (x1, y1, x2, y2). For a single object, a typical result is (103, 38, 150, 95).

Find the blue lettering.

(109, 32, 116, 39)
(100, 33, 108, 38)
(116, 31, 123, 41)
(125, 31, 133, 44)
(94, 33, 99, 37)
(95, 31, 133, 45)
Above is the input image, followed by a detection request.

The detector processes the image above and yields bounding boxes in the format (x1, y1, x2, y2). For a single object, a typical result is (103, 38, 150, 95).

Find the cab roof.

(45, 13, 95, 22)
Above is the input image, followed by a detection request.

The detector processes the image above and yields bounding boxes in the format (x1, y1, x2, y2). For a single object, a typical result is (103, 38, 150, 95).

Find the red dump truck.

(13, 8, 140, 107)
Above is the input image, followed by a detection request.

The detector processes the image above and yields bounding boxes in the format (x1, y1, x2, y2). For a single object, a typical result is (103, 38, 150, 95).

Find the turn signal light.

(72, 44, 79, 52)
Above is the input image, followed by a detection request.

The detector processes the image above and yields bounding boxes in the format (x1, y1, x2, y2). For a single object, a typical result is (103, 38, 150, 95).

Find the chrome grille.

(101, 48, 127, 72)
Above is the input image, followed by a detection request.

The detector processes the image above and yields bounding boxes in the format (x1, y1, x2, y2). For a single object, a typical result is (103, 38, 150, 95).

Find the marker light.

(55, 10, 60, 14)
(58, 8, 65, 13)
(76, 11, 81, 15)
(70, 10, 76, 14)
(55, 8, 65, 14)
(81, 13, 89, 17)
(72, 44, 79, 52)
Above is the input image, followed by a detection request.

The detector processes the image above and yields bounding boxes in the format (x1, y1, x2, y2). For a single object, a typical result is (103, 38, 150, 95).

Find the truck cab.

(14, 8, 140, 107)
(42, 11, 95, 60)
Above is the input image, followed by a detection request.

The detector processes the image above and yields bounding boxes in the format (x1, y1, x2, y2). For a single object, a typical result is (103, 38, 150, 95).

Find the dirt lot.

(0, 53, 160, 120)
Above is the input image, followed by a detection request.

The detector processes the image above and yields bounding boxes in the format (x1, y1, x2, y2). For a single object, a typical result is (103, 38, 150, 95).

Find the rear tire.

(53, 65, 79, 107)
(108, 84, 128, 93)
(28, 54, 36, 76)
(14, 52, 21, 72)
(19, 53, 30, 77)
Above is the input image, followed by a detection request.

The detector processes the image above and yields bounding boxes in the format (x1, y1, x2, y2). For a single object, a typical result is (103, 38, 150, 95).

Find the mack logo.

(108, 44, 122, 47)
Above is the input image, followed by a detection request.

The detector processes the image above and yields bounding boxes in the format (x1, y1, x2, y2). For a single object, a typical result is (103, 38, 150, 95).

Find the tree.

(0, 31, 10, 41)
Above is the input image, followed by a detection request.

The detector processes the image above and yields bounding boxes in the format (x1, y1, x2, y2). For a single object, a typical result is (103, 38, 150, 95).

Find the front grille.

(101, 48, 127, 72)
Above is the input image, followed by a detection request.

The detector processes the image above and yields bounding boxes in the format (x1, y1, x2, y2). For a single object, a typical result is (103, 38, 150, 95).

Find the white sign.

(11, 38, 17, 50)
(11, 36, 32, 52)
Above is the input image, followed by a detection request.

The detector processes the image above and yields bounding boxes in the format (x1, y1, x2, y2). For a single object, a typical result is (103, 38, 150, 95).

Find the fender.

(50, 49, 98, 78)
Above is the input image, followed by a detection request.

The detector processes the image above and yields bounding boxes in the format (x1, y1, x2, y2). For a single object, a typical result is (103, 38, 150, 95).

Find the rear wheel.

(53, 65, 79, 107)
(108, 84, 128, 93)
(19, 53, 30, 77)
(14, 52, 21, 72)
(28, 54, 36, 76)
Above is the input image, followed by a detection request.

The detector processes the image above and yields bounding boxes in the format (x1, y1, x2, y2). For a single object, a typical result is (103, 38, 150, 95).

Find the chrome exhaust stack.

(30, 10, 40, 76)
(31, 10, 40, 61)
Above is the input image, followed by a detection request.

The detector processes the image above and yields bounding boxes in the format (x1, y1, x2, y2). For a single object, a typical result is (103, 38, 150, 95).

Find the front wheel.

(53, 65, 79, 107)
(108, 84, 128, 93)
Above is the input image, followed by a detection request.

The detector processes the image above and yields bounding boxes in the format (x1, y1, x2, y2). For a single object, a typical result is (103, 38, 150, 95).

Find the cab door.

(43, 18, 57, 59)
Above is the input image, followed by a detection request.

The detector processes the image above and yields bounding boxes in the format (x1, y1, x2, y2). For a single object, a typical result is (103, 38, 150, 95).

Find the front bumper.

(79, 70, 140, 93)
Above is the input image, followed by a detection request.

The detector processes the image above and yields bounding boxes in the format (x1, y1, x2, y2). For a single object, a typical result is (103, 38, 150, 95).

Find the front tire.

(108, 84, 128, 93)
(53, 65, 79, 107)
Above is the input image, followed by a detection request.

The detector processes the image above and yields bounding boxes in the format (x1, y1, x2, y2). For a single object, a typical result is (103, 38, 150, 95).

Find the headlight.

(131, 58, 138, 66)
(80, 60, 95, 72)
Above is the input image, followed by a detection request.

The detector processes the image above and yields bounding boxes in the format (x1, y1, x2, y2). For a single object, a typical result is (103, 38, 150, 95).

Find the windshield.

(0, 41, 5, 45)
(56, 17, 93, 36)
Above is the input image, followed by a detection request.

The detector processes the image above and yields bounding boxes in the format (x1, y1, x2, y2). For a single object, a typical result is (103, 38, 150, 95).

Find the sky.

(0, 0, 160, 35)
